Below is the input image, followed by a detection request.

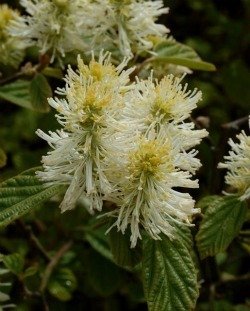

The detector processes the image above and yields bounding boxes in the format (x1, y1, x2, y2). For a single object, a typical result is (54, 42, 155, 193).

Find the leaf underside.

(153, 40, 216, 71)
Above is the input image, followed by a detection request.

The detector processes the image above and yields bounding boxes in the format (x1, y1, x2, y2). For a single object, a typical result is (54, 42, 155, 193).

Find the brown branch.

(42, 294, 50, 311)
(16, 219, 51, 262)
(222, 116, 249, 130)
(0, 54, 50, 86)
(39, 241, 73, 293)
(0, 72, 23, 86)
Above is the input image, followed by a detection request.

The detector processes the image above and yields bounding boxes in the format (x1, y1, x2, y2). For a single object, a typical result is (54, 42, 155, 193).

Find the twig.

(16, 219, 51, 262)
(0, 71, 24, 85)
(222, 116, 249, 130)
(42, 294, 50, 311)
(129, 57, 153, 81)
(0, 54, 50, 86)
(39, 241, 73, 293)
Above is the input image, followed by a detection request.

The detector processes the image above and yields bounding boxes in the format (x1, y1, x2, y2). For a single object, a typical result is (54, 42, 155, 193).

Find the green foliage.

(48, 268, 77, 302)
(0, 0, 249, 309)
(109, 229, 142, 269)
(42, 67, 63, 79)
(142, 233, 199, 311)
(84, 220, 113, 261)
(86, 249, 122, 297)
(196, 196, 247, 259)
(153, 39, 216, 71)
(196, 195, 221, 211)
(30, 73, 51, 112)
(23, 266, 38, 279)
(0, 167, 65, 227)
(221, 60, 250, 108)
(0, 149, 7, 169)
(0, 80, 32, 110)
(2, 253, 24, 275)
(0, 74, 51, 113)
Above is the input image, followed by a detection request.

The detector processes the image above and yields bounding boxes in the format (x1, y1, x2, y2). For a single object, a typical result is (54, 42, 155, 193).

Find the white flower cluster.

(0, 4, 28, 67)
(37, 53, 207, 247)
(37, 53, 134, 212)
(82, 0, 169, 57)
(218, 122, 250, 201)
(10, 0, 87, 63)
(10, 0, 168, 63)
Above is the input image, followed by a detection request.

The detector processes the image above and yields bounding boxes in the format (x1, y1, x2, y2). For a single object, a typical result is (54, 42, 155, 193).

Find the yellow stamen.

(129, 139, 173, 179)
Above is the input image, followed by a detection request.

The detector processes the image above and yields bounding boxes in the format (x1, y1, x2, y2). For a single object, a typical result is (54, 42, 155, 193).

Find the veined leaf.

(196, 195, 221, 212)
(153, 39, 216, 71)
(0, 75, 51, 112)
(86, 249, 122, 297)
(171, 222, 193, 251)
(0, 80, 32, 109)
(196, 196, 247, 259)
(2, 253, 24, 275)
(0, 167, 65, 227)
(109, 229, 142, 269)
(85, 229, 113, 262)
(142, 234, 199, 311)
(30, 73, 51, 112)
(84, 218, 113, 261)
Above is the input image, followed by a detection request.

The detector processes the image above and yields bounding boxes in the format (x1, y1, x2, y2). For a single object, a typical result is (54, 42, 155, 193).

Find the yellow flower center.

(147, 35, 165, 46)
(109, 0, 132, 5)
(0, 5, 17, 39)
(129, 139, 172, 179)
(52, 0, 68, 9)
(151, 96, 175, 121)
(79, 59, 118, 82)
(231, 167, 250, 192)
(80, 85, 111, 127)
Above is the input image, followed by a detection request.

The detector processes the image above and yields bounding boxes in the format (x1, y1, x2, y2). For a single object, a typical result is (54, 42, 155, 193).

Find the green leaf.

(86, 249, 122, 297)
(48, 268, 77, 302)
(0, 167, 65, 227)
(222, 60, 250, 109)
(213, 300, 234, 311)
(109, 229, 142, 269)
(171, 222, 193, 251)
(30, 73, 51, 112)
(23, 265, 38, 278)
(42, 67, 63, 79)
(0, 80, 32, 109)
(196, 195, 222, 211)
(196, 196, 247, 259)
(153, 39, 216, 71)
(173, 223, 201, 273)
(234, 305, 250, 311)
(84, 222, 113, 262)
(0, 149, 7, 169)
(142, 234, 198, 311)
(2, 253, 24, 275)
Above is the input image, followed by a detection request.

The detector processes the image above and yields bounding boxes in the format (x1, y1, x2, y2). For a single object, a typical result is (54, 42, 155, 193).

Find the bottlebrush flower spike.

(218, 120, 250, 201)
(106, 129, 201, 247)
(36, 52, 134, 212)
(10, 0, 88, 63)
(105, 74, 208, 247)
(82, 0, 169, 58)
(0, 4, 28, 67)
